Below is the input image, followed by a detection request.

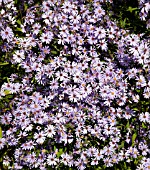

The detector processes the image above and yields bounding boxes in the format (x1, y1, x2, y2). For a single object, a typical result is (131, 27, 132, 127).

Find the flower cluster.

(0, 0, 149, 169)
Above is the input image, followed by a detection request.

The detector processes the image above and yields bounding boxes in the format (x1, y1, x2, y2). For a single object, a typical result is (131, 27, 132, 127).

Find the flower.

(61, 153, 73, 166)
(47, 153, 58, 166)
(13, 50, 25, 63)
(0, 138, 5, 149)
(103, 157, 113, 167)
(45, 125, 56, 138)
(41, 46, 50, 54)
(32, 23, 41, 35)
(34, 131, 46, 144)
(139, 112, 149, 123)
(95, 27, 106, 39)
(1, 26, 14, 41)
(62, 1, 72, 13)
(143, 87, 150, 99)
(94, 6, 105, 17)
(26, 152, 37, 164)
(0, 113, 12, 125)
(91, 158, 99, 165)
(40, 31, 53, 44)
(136, 75, 147, 87)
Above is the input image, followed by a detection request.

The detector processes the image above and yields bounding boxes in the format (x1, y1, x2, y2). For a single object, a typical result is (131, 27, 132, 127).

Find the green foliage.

(132, 133, 137, 146)
(0, 127, 2, 138)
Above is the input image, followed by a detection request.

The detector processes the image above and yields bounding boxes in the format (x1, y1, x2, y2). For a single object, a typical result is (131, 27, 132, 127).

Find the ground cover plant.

(0, 0, 150, 169)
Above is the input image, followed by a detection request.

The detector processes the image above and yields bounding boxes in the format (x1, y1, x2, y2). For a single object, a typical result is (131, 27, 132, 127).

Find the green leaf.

(142, 123, 146, 128)
(120, 18, 127, 28)
(132, 108, 139, 111)
(51, 50, 58, 55)
(17, 19, 22, 25)
(118, 141, 124, 149)
(15, 27, 22, 32)
(56, 148, 63, 158)
(24, 3, 28, 11)
(132, 133, 137, 146)
(126, 121, 130, 128)
(127, 7, 138, 13)
(0, 62, 9, 66)
(0, 127, 2, 138)
(4, 90, 11, 95)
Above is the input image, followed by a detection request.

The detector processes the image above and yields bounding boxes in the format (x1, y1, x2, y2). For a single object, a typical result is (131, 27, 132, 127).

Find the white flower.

(13, 50, 25, 63)
(34, 131, 46, 144)
(139, 112, 149, 123)
(47, 154, 58, 166)
(136, 75, 147, 87)
(45, 125, 56, 138)
(0, 138, 5, 149)
(40, 31, 53, 44)
(1, 26, 14, 41)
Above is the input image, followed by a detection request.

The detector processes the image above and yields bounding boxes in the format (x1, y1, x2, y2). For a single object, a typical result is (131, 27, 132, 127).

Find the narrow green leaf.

(56, 148, 63, 157)
(15, 27, 22, 32)
(132, 108, 139, 111)
(17, 19, 22, 25)
(0, 127, 2, 138)
(24, 3, 28, 11)
(132, 133, 137, 146)
(120, 18, 126, 28)
(142, 122, 146, 128)
(4, 90, 11, 95)
(118, 141, 124, 149)
(127, 7, 138, 13)
(126, 121, 130, 128)
(51, 50, 58, 55)
(0, 62, 9, 66)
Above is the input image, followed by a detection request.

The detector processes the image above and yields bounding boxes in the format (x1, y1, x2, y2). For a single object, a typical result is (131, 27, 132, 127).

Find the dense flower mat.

(0, 0, 150, 169)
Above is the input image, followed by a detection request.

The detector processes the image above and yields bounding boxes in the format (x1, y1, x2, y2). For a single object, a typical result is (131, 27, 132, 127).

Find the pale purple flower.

(0, 138, 5, 149)
(1, 26, 14, 41)
(139, 112, 149, 123)
(47, 153, 58, 166)
(34, 131, 46, 144)
(40, 31, 53, 44)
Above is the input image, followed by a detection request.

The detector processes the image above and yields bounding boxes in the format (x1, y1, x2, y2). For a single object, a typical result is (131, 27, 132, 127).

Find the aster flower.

(47, 153, 58, 166)
(25, 11, 35, 24)
(143, 87, 150, 99)
(32, 23, 41, 35)
(0, 138, 5, 149)
(62, 1, 72, 13)
(98, 39, 108, 51)
(141, 2, 150, 14)
(103, 157, 113, 167)
(34, 131, 46, 144)
(95, 27, 106, 39)
(75, 158, 86, 170)
(13, 50, 25, 63)
(3, 156, 10, 167)
(42, 10, 54, 25)
(136, 75, 147, 87)
(13, 163, 23, 170)
(94, 6, 105, 17)
(139, 112, 149, 123)
(69, 13, 81, 24)
(0, 113, 12, 125)
(1, 26, 14, 41)
(40, 31, 53, 44)
(45, 125, 56, 138)
(0, 0, 149, 169)
(26, 152, 37, 164)
(61, 153, 73, 166)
